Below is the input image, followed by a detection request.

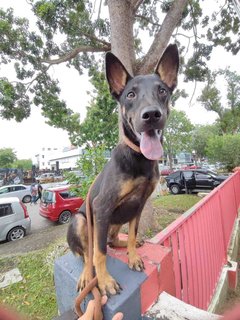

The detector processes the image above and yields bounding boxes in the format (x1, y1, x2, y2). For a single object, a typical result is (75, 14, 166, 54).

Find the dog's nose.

(141, 108, 162, 123)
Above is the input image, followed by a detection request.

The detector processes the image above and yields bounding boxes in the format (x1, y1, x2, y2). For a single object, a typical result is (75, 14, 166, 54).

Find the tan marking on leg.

(128, 217, 144, 271)
(74, 215, 92, 291)
(108, 224, 127, 248)
(93, 220, 120, 295)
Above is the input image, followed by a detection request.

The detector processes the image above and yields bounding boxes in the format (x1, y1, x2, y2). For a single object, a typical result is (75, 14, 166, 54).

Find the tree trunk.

(108, 0, 136, 75)
(136, 0, 188, 75)
(107, 0, 187, 237)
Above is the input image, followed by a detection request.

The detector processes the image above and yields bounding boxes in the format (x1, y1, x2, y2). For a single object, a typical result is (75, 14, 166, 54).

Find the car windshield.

(42, 190, 55, 203)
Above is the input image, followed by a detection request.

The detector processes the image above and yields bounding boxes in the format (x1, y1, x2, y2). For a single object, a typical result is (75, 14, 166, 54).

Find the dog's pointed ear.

(155, 44, 179, 91)
(105, 52, 132, 100)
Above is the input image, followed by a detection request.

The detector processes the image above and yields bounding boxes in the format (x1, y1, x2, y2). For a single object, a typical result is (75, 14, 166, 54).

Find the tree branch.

(81, 32, 111, 47)
(135, 0, 188, 75)
(130, 0, 144, 13)
(41, 45, 111, 65)
(135, 14, 161, 27)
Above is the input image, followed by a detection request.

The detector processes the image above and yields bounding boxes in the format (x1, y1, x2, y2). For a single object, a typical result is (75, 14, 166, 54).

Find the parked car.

(0, 184, 32, 203)
(165, 169, 229, 195)
(39, 186, 84, 224)
(181, 164, 201, 170)
(36, 172, 63, 184)
(0, 197, 31, 242)
(158, 165, 174, 176)
(36, 172, 55, 183)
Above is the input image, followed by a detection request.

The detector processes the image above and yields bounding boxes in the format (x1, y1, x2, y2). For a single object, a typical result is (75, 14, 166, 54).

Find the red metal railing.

(150, 171, 240, 310)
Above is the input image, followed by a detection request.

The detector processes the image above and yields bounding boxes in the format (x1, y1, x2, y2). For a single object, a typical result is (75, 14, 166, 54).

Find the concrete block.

(54, 252, 146, 319)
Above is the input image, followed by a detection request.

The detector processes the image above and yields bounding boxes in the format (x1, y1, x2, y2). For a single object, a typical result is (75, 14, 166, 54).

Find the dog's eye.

(158, 88, 167, 96)
(127, 91, 136, 99)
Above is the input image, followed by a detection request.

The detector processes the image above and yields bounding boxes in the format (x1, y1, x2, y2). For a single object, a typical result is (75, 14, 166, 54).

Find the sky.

(0, 0, 239, 160)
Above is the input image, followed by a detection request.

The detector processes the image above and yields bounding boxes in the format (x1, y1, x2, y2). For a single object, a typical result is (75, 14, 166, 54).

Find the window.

(183, 171, 194, 179)
(59, 191, 77, 199)
(0, 187, 9, 194)
(42, 190, 55, 203)
(0, 203, 13, 218)
(15, 186, 25, 191)
(195, 173, 211, 179)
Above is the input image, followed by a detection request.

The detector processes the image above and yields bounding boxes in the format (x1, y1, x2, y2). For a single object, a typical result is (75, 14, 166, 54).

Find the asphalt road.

(0, 202, 69, 258)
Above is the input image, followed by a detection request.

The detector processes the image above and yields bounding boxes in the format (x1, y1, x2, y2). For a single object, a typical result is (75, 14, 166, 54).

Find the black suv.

(165, 169, 229, 195)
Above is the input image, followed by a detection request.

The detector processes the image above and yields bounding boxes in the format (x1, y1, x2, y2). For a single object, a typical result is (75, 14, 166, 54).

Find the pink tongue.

(140, 131, 163, 160)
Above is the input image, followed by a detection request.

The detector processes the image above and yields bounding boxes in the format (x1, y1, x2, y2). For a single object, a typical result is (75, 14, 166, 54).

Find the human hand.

(78, 295, 123, 320)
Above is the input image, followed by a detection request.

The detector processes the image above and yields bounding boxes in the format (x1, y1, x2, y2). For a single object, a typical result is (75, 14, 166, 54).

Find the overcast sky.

(0, 0, 239, 160)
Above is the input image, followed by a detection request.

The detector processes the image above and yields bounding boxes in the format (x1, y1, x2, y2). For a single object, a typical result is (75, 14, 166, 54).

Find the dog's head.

(105, 44, 179, 160)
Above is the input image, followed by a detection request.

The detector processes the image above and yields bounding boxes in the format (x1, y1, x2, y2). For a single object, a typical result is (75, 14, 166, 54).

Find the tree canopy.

(198, 69, 240, 134)
(164, 109, 193, 168)
(206, 134, 240, 170)
(72, 68, 118, 149)
(0, 148, 17, 168)
(0, 0, 239, 143)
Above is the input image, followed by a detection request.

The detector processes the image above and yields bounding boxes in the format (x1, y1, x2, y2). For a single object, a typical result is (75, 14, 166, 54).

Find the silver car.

(0, 184, 32, 203)
(0, 197, 31, 242)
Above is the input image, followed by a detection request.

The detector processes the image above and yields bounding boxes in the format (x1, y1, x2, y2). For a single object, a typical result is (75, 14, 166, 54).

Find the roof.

(0, 184, 28, 190)
(44, 185, 70, 191)
(0, 197, 20, 204)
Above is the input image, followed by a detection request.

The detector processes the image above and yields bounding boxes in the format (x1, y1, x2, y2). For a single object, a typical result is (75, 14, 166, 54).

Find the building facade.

(34, 146, 84, 171)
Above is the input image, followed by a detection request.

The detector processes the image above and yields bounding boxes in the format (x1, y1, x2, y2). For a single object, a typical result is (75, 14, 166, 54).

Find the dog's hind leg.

(108, 224, 127, 248)
(67, 214, 92, 291)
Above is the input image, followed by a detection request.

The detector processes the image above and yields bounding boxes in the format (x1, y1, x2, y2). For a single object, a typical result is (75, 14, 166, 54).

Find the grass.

(152, 194, 201, 231)
(0, 194, 201, 319)
(153, 194, 201, 213)
(0, 239, 67, 320)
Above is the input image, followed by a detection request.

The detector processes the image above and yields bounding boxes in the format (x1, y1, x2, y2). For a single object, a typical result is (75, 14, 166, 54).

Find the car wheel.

(22, 195, 31, 203)
(7, 227, 25, 241)
(170, 184, 181, 195)
(58, 211, 72, 224)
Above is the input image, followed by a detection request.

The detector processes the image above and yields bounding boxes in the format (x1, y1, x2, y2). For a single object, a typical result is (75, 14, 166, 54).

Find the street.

(0, 202, 68, 258)
(25, 202, 54, 232)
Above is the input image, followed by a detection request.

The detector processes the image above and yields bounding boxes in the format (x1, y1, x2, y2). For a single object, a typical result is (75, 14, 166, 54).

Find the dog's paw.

(77, 267, 92, 292)
(98, 274, 121, 296)
(128, 254, 144, 272)
(136, 238, 144, 248)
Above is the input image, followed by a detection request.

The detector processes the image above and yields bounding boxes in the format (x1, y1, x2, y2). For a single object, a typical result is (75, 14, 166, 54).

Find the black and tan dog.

(67, 44, 179, 296)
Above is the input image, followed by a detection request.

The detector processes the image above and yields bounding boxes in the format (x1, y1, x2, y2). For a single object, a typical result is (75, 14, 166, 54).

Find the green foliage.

(198, 69, 240, 134)
(71, 69, 118, 149)
(0, 0, 239, 136)
(164, 109, 194, 167)
(12, 159, 32, 170)
(0, 148, 17, 168)
(206, 134, 240, 170)
(191, 124, 220, 159)
(65, 145, 107, 198)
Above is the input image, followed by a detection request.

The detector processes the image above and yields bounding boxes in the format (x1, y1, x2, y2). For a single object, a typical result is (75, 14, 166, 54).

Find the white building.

(49, 146, 84, 170)
(34, 147, 61, 170)
(34, 146, 84, 171)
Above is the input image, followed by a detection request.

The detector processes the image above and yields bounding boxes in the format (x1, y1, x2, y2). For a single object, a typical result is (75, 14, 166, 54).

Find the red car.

(39, 186, 84, 224)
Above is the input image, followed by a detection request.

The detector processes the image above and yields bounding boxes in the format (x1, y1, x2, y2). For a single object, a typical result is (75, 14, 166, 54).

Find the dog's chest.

(110, 176, 157, 225)
(119, 176, 157, 200)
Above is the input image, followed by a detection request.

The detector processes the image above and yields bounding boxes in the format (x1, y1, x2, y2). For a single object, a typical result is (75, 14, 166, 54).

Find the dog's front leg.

(128, 216, 144, 271)
(93, 216, 121, 295)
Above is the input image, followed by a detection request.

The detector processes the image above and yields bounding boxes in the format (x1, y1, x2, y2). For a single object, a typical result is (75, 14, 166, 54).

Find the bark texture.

(136, 0, 188, 75)
(108, 0, 136, 75)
